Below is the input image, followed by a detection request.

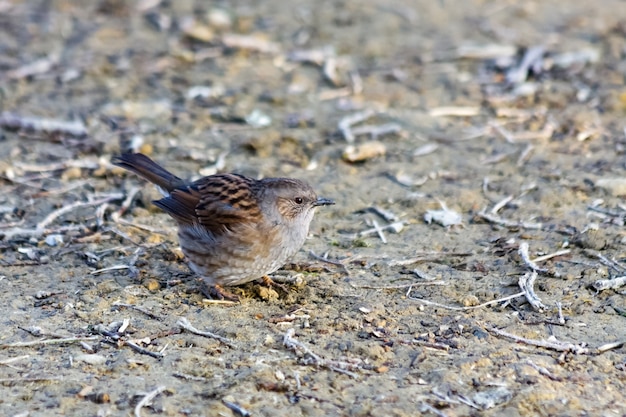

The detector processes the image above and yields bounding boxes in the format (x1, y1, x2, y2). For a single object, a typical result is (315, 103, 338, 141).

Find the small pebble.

(61, 166, 82, 181)
(144, 279, 160, 292)
(342, 141, 386, 162)
(45, 234, 64, 247)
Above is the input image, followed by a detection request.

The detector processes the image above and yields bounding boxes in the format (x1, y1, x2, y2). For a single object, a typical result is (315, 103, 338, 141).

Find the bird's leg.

(259, 275, 290, 293)
(199, 280, 239, 301)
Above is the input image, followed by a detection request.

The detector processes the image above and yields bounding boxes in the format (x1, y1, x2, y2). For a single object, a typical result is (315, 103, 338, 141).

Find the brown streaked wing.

(153, 186, 202, 226)
(194, 173, 263, 230)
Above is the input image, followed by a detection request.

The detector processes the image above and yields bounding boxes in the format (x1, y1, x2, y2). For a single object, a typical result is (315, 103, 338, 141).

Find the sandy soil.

(1, 1, 625, 416)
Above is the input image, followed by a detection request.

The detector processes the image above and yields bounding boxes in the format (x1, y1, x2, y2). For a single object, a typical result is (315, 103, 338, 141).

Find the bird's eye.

(294, 197, 304, 204)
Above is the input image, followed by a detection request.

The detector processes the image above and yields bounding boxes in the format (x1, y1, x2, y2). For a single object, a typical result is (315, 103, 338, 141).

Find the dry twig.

(526, 360, 562, 381)
(134, 386, 168, 417)
(488, 327, 589, 354)
(0, 336, 99, 349)
(125, 340, 164, 359)
(592, 275, 626, 292)
(476, 209, 543, 230)
(283, 328, 361, 378)
(407, 288, 526, 311)
(518, 242, 547, 273)
(0, 111, 87, 137)
(112, 302, 162, 320)
(223, 399, 251, 417)
(177, 317, 236, 348)
(597, 341, 624, 353)
(518, 272, 546, 311)
(1, 194, 124, 240)
(338, 109, 376, 143)
(354, 280, 447, 290)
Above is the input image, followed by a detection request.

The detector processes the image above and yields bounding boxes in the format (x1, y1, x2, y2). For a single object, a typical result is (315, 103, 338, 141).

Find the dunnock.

(112, 153, 334, 298)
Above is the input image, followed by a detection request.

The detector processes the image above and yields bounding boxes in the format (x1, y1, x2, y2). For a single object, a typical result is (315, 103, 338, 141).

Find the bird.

(111, 153, 334, 299)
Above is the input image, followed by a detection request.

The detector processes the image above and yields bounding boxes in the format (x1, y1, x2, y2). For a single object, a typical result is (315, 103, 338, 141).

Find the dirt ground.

(1, 0, 625, 416)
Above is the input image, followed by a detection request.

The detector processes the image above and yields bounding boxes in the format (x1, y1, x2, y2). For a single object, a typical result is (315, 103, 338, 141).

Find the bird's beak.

(313, 198, 335, 207)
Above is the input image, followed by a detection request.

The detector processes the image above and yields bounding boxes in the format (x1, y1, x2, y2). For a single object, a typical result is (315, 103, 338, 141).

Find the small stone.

(207, 8, 232, 30)
(595, 178, 626, 196)
(462, 295, 479, 307)
(263, 334, 275, 346)
(144, 279, 160, 292)
(146, 234, 164, 245)
(61, 166, 82, 181)
(342, 141, 386, 163)
(45, 234, 64, 247)
(180, 17, 214, 42)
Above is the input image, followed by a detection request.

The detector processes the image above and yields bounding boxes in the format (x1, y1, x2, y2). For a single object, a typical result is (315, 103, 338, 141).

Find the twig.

(0, 376, 63, 384)
(172, 372, 209, 382)
(593, 252, 626, 273)
(349, 70, 363, 95)
(409, 340, 450, 351)
(477, 209, 543, 230)
(0, 354, 30, 367)
(587, 205, 624, 218)
(518, 272, 546, 311)
(283, 328, 361, 378)
(353, 280, 447, 290)
(39, 195, 124, 230)
(371, 219, 387, 243)
(518, 242, 547, 273)
(407, 288, 526, 311)
(490, 123, 515, 143)
(367, 206, 399, 222)
(419, 402, 449, 417)
(1, 194, 124, 240)
(350, 123, 403, 140)
(177, 317, 236, 348)
(532, 249, 571, 263)
(223, 399, 251, 417)
(592, 275, 626, 291)
(411, 268, 437, 281)
(134, 386, 167, 417)
(526, 360, 561, 381)
(115, 218, 170, 235)
(201, 299, 238, 305)
(491, 195, 514, 214)
(0, 336, 99, 349)
(125, 340, 164, 359)
(0, 112, 87, 137)
(597, 340, 624, 353)
(18, 325, 66, 339)
(556, 302, 565, 325)
(115, 185, 142, 217)
(428, 106, 480, 117)
(506, 45, 545, 84)
(309, 251, 350, 275)
(13, 159, 99, 173)
(488, 327, 589, 354)
(103, 226, 142, 246)
(338, 109, 376, 143)
(340, 221, 404, 240)
(517, 144, 534, 167)
(90, 265, 131, 275)
(112, 302, 162, 320)
(387, 251, 472, 266)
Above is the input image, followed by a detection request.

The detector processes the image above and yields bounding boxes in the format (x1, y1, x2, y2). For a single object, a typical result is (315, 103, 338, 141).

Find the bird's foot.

(200, 281, 239, 301)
